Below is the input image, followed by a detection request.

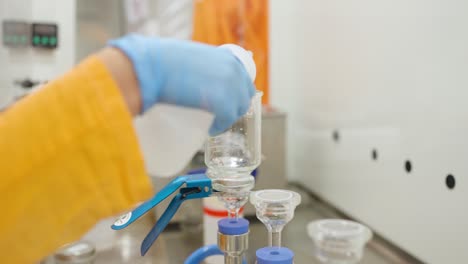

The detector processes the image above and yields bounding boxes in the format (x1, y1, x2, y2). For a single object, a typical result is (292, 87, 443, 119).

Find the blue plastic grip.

(218, 218, 250, 235)
(111, 176, 188, 230)
(256, 247, 294, 264)
(141, 193, 185, 255)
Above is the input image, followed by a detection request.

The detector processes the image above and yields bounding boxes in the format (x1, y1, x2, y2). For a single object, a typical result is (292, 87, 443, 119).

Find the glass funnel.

(205, 91, 263, 218)
(250, 189, 301, 247)
(307, 219, 372, 264)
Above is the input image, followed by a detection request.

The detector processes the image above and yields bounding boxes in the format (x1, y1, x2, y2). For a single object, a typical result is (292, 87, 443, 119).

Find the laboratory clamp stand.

(112, 86, 294, 264)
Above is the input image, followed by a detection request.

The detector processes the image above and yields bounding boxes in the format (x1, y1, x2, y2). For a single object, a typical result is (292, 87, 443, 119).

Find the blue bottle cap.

(217, 218, 249, 235)
(256, 247, 294, 264)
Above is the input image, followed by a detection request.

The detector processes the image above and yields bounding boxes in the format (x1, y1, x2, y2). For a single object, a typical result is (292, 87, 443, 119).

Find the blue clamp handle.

(111, 173, 213, 255)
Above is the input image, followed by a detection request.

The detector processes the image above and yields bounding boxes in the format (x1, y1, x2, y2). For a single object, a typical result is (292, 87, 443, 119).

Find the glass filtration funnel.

(205, 91, 263, 218)
(307, 219, 373, 264)
(250, 189, 301, 247)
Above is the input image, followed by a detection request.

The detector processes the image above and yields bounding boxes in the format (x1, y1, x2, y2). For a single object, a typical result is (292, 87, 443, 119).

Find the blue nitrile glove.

(109, 34, 255, 135)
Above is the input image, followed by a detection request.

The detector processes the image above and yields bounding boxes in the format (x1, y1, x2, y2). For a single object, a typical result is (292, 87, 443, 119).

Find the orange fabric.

(0, 56, 152, 263)
(193, 0, 269, 104)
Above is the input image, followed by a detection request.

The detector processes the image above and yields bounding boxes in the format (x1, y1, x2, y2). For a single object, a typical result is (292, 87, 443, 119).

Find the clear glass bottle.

(205, 90, 262, 218)
(205, 90, 263, 179)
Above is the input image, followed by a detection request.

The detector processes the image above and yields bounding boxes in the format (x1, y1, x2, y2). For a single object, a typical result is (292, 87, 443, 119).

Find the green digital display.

(2, 20, 58, 49)
(49, 37, 57, 45)
(33, 35, 40, 45)
(2, 20, 30, 47)
(31, 23, 58, 49)
(40, 36, 48, 45)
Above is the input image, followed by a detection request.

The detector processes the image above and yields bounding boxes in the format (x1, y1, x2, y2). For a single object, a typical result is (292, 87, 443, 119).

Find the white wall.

(269, 0, 300, 181)
(269, 0, 468, 263)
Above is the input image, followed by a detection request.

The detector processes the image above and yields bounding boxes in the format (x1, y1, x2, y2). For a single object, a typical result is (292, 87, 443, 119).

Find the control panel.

(2, 20, 58, 49)
(2, 21, 30, 47)
(31, 23, 58, 49)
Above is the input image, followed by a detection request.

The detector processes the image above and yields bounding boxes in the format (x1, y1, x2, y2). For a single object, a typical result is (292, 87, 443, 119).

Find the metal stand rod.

(225, 254, 243, 264)
(218, 232, 249, 261)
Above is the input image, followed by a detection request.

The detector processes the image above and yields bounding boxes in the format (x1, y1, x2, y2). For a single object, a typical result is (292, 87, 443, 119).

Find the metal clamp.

(111, 173, 214, 255)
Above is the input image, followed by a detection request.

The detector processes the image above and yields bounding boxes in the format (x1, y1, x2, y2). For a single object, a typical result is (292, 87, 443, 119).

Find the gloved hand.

(109, 34, 255, 135)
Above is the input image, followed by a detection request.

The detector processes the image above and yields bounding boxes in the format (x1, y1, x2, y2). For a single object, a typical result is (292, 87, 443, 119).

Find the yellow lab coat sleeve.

(0, 56, 153, 263)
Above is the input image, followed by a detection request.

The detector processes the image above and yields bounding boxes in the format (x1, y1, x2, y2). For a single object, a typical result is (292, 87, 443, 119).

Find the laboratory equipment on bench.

(203, 196, 243, 264)
(186, 189, 300, 264)
(111, 51, 297, 263)
(217, 218, 250, 263)
(149, 107, 287, 228)
(307, 219, 372, 264)
(249, 189, 300, 264)
(111, 44, 264, 264)
(112, 41, 298, 264)
(250, 189, 301, 247)
(111, 88, 262, 257)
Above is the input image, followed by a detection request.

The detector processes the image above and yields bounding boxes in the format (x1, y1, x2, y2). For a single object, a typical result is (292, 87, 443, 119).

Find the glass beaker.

(307, 219, 372, 264)
(205, 91, 262, 218)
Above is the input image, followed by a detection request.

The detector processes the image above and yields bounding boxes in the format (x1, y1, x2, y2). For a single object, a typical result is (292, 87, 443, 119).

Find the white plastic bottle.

(135, 44, 257, 178)
(134, 105, 213, 178)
